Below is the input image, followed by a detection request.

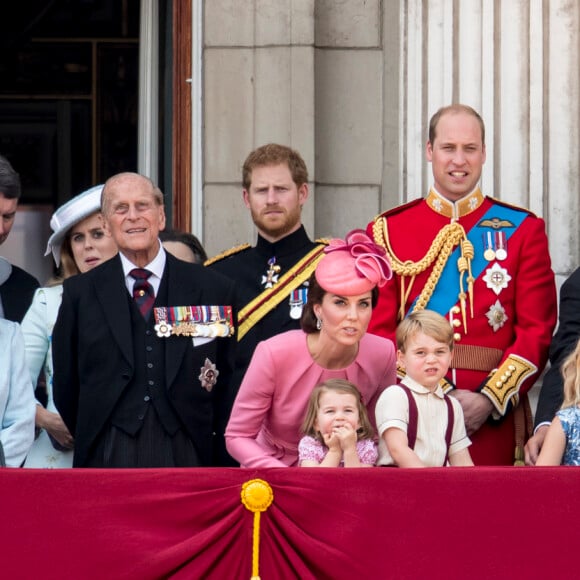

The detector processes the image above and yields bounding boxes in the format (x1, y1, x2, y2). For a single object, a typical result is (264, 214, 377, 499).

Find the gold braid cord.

(372, 217, 473, 324)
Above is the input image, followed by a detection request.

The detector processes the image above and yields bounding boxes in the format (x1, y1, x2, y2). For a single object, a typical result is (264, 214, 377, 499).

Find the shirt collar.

(401, 375, 445, 399)
(119, 240, 167, 294)
(120, 240, 166, 280)
(426, 186, 484, 220)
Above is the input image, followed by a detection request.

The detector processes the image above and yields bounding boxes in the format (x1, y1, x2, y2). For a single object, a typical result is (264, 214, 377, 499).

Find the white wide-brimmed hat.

(45, 184, 104, 266)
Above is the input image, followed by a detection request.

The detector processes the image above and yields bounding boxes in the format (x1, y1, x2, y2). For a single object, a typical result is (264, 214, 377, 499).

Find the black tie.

(130, 268, 155, 319)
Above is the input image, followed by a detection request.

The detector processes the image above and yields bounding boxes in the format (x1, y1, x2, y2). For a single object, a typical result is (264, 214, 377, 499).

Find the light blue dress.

(0, 319, 35, 466)
(21, 286, 73, 468)
(556, 406, 580, 466)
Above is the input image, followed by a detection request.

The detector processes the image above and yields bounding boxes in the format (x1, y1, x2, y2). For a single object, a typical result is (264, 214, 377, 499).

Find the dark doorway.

(0, 0, 140, 209)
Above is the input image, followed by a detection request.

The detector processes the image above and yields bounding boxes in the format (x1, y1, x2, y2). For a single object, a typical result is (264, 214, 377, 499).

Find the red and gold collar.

(425, 187, 485, 220)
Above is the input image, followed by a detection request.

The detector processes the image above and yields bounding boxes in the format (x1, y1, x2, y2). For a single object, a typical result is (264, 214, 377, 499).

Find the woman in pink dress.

(225, 229, 396, 467)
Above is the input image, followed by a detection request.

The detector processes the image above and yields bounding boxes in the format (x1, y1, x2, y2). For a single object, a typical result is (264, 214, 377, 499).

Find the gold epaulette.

(204, 243, 251, 266)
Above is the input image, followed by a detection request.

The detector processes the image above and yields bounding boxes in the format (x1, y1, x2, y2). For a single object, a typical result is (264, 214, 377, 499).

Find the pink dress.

(225, 330, 396, 467)
(298, 436, 378, 466)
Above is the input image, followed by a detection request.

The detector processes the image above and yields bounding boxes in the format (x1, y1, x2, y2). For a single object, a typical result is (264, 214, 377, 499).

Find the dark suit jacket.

(0, 264, 39, 322)
(534, 267, 580, 426)
(52, 253, 238, 467)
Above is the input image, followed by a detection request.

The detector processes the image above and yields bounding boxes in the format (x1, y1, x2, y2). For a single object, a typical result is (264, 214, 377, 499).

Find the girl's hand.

(333, 422, 357, 451)
(322, 431, 342, 453)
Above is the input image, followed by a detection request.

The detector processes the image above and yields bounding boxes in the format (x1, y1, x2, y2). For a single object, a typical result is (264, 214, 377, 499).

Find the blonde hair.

(396, 309, 454, 352)
(561, 338, 580, 409)
(301, 379, 375, 443)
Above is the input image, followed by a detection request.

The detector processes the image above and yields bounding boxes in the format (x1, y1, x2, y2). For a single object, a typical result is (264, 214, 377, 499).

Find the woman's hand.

(36, 406, 74, 449)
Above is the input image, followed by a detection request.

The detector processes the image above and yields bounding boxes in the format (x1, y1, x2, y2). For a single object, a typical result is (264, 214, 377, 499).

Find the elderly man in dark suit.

(53, 172, 237, 468)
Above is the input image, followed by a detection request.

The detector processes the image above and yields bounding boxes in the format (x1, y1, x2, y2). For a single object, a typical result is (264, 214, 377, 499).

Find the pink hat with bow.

(315, 229, 392, 295)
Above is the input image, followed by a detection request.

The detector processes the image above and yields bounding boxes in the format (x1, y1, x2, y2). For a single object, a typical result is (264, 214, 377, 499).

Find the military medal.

(261, 257, 281, 288)
(483, 263, 512, 296)
(495, 232, 507, 260)
(289, 287, 308, 320)
(198, 358, 219, 392)
(486, 300, 508, 331)
(153, 305, 234, 338)
(483, 232, 496, 261)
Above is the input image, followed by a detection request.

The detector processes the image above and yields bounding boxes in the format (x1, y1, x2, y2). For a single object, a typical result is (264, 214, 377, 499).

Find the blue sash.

(409, 203, 528, 316)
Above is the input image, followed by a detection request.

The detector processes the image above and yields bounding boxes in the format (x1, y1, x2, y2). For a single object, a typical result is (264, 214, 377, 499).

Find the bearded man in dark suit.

(53, 172, 237, 467)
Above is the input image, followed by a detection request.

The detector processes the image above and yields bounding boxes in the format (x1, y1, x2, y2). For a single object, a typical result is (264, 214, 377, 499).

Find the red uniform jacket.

(367, 188, 557, 464)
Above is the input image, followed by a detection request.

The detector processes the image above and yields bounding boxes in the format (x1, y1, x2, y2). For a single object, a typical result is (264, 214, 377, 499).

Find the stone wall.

(202, 1, 580, 290)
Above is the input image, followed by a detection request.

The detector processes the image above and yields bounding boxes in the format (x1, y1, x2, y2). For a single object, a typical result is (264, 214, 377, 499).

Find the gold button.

(453, 333, 461, 341)
(452, 319, 461, 327)
(508, 365, 516, 371)
(496, 381, 502, 388)
(451, 306, 461, 314)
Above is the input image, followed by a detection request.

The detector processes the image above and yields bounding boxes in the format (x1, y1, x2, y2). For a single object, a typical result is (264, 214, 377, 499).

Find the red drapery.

(2, 467, 575, 579)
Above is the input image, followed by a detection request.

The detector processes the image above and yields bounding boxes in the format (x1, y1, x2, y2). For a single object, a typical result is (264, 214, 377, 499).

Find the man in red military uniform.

(367, 104, 557, 465)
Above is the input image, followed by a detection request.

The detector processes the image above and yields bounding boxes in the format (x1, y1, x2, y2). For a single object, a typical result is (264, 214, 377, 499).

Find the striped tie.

(130, 268, 155, 319)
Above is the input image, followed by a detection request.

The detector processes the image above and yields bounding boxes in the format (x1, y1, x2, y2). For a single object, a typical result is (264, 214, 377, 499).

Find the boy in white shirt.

(375, 309, 473, 467)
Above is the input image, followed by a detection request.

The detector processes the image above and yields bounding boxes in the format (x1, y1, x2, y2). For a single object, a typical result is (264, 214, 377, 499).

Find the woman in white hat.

(22, 185, 118, 468)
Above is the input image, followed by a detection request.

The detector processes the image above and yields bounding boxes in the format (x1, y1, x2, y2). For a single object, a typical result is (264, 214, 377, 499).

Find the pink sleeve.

(358, 439, 378, 465)
(225, 341, 286, 468)
(298, 436, 325, 464)
(359, 336, 397, 433)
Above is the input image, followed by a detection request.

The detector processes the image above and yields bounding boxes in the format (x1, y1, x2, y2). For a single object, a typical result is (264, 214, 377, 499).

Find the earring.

(316, 317, 322, 331)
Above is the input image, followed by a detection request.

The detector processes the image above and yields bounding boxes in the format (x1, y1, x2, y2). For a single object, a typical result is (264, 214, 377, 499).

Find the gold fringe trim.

(204, 243, 251, 266)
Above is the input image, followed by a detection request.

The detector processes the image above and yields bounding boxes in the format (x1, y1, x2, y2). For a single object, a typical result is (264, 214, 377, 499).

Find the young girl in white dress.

(537, 338, 580, 466)
(299, 379, 377, 467)
(22, 185, 117, 468)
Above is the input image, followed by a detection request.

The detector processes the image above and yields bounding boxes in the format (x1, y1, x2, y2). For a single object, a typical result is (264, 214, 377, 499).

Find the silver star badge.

(486, 300, 508, 331)
(483, 263, 512, 296)
(198, 358, 219, 392)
